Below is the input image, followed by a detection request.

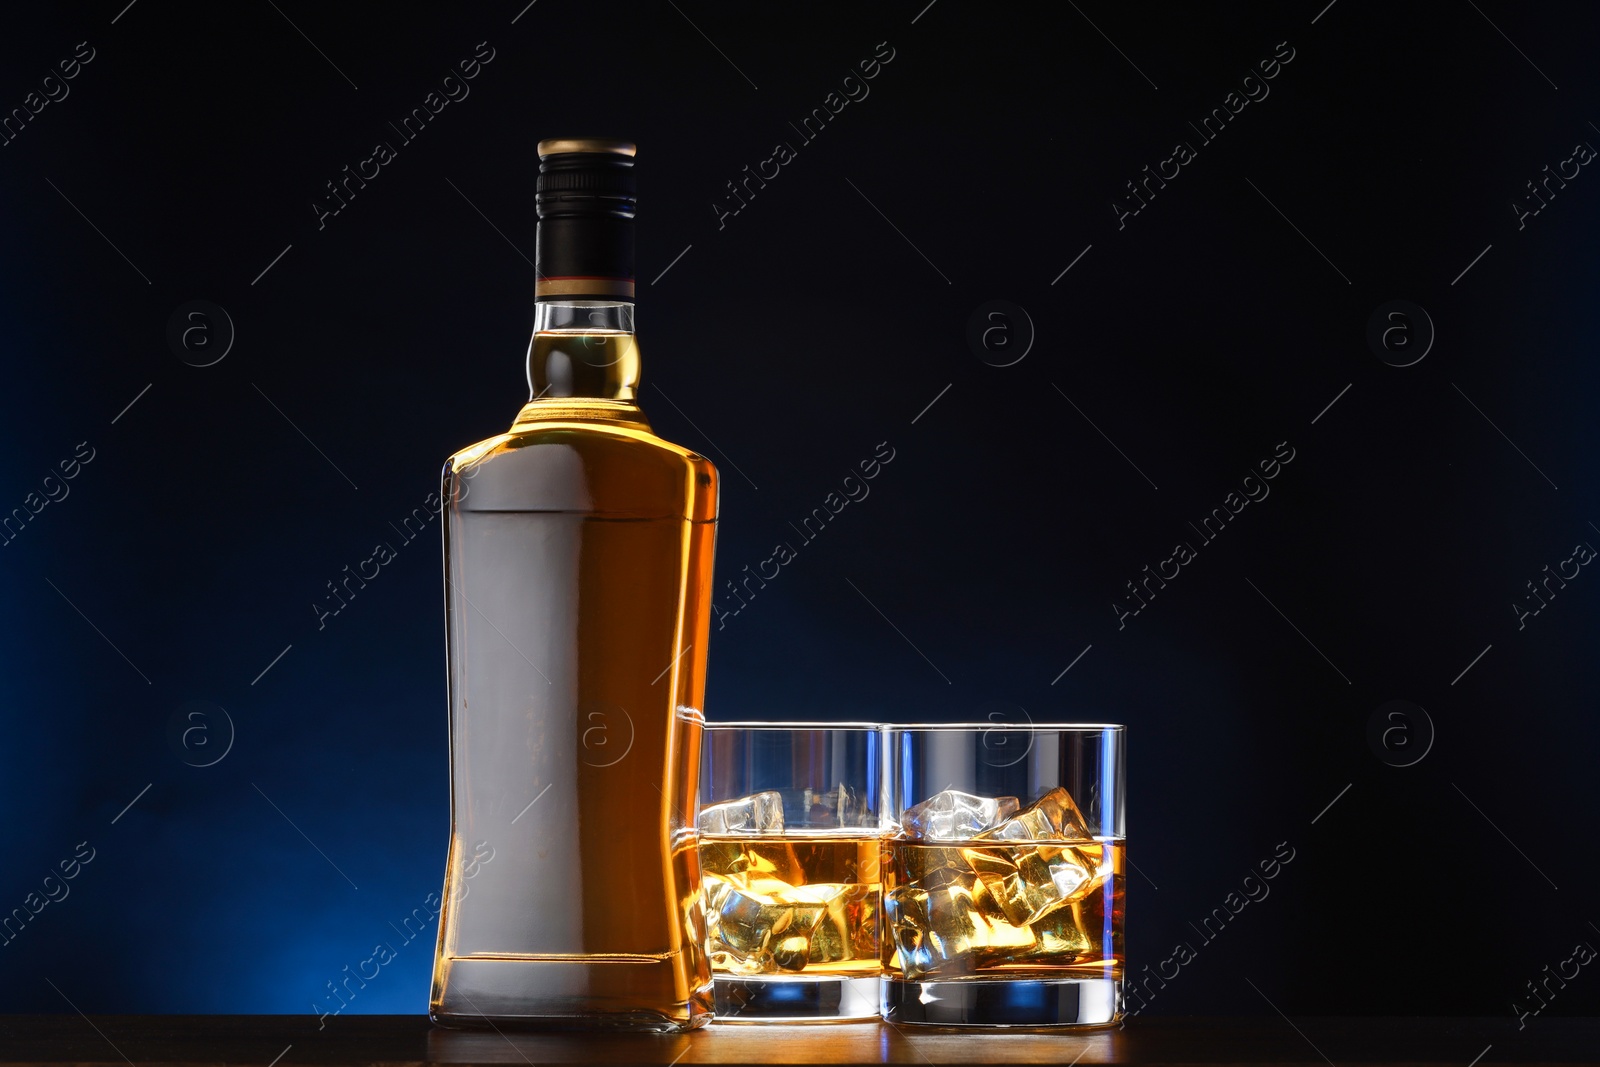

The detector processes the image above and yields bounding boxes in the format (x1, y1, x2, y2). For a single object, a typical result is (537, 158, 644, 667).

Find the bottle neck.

(525, 300, 641, 403)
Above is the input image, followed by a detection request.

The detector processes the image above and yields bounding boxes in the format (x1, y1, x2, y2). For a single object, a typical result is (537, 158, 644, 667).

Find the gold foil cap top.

(537, 138, 637, 158)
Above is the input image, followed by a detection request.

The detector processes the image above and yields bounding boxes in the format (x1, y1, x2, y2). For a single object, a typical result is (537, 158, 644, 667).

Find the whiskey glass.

(697, 722, 882, 1021)
(880, 723, 1125, 1027)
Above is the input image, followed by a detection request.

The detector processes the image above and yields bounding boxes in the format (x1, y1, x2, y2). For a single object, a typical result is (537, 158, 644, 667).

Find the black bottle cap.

(535, 139, 636, 300)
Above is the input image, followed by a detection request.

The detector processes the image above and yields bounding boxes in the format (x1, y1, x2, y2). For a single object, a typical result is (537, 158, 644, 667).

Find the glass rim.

(879, 721, 1125, 732)
(702, 720, 884, 731)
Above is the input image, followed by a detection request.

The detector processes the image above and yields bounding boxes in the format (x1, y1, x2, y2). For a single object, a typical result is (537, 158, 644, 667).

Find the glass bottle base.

(432, 956, 713, 1033)
(712, 974, 880, 1022)
(880, 976, 1121, 1028)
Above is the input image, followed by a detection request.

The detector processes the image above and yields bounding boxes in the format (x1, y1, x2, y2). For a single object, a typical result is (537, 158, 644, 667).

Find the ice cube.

(962, 842, 1096, 926)
(901, 789, 1021, 841)
(887, 879, 1036, 981)
(1048, 851, 1092, 899)
(698, 790, 784, 834)
(1029, 904, 1095, 959)
(767, 883, 854, 972)
(704, 880, 772, 956)
(896, 844, 974, 890)
(771, 934, 811, 972)
(976, 786, 1094, 843)
(805, 882, 878, 966)
(702, 872, 839, 975)
(887, 883, 973, 980)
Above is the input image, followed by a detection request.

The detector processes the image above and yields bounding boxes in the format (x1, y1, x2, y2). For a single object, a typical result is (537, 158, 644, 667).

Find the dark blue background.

(2, 0, 1597, 1028)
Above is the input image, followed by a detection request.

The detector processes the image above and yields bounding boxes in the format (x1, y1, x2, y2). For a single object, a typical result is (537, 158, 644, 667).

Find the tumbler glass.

(698, 722, 882, 1021)
(880, 723, 1125, 1027)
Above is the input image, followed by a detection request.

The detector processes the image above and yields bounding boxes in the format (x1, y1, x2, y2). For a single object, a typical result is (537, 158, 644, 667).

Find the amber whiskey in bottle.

(430, 139, 718, 1032)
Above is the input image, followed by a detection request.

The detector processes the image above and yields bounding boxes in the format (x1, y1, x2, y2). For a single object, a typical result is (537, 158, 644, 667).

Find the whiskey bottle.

(430, 139, 718, 1032)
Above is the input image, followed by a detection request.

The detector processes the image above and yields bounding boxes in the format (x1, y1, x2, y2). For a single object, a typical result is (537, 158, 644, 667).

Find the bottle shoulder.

(446, 414, 716, 474)
(445, 407, 717, 519)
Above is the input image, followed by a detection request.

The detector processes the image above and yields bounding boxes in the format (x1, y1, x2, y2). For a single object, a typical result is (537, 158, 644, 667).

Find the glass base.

(713, 974, 880, 1022)
(880, 976, 1121, 1028)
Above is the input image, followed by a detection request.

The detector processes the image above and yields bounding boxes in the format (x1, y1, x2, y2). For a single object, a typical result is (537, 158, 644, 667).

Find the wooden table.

(0, 1015, 1593, 1065)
